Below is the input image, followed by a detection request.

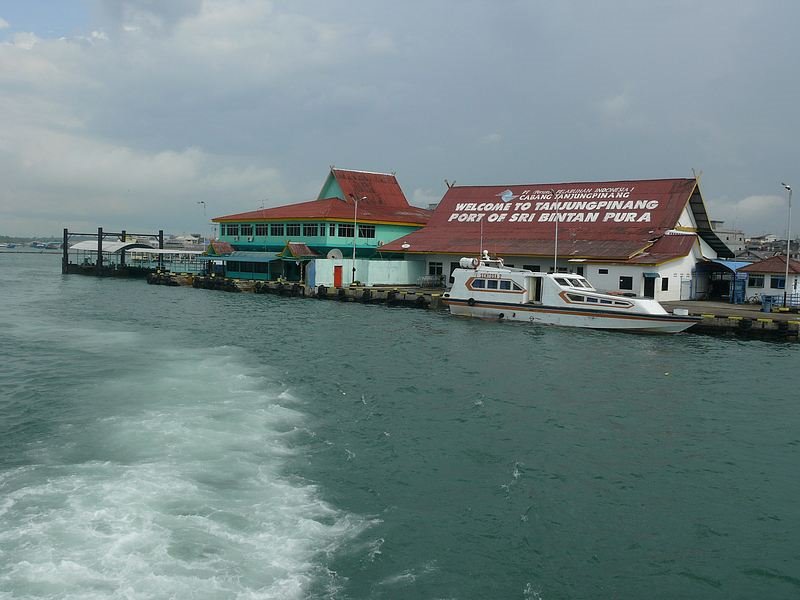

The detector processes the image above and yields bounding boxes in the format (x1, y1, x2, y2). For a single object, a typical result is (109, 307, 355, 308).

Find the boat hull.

(446, 299, 698, 334)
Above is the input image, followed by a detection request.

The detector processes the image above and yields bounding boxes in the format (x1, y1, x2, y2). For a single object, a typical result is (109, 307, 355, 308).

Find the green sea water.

(1, 251, 798, 599)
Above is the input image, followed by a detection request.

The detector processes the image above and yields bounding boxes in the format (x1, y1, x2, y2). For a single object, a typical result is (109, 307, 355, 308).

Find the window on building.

(523, 265, 541, 272)
(286, 223, 301, 236)
(303, 223, 319, 237)
(748, 274, 764, 288)
(338, 223, 354, 237)
(661, 278, 669, 292)
(770, 275, 786, 289)
(576, 266, 584, 276)
(428, 262, 443, 276)
(225, 224, 239, 237)
(450, 262, 460, 284)
(241, 224, 253, 237)
(619, 276, 633, 290)
(329, 223, 336, 236)
(358, 224, 376, 238)
(255, 224, 268, 236)
(599, 268, 609, 274)
(270, 223, 284, 237)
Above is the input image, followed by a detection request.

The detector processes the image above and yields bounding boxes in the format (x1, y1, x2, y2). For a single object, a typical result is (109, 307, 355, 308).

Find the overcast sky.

(1, 0, 797, 238)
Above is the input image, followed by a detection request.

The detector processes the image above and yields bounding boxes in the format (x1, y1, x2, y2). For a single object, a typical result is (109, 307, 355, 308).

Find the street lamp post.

(352, 196, 366, 285)
(782, 183, 792, 307)
(197, 201, 208, 244)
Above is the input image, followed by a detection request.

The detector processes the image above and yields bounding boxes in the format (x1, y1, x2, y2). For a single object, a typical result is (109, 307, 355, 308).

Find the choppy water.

(1, 252, 798, 599)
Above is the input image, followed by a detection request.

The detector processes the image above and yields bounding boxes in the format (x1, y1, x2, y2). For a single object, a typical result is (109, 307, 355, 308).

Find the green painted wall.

(217, 220, 420, 257)
(317, 173, 344, 200)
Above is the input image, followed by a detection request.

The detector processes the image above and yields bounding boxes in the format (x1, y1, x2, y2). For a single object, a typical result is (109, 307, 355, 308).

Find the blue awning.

(709, 259, 752, 272)
(198, 251, 281, 263)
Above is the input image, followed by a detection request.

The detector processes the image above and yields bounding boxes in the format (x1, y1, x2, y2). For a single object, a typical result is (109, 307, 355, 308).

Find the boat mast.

(551, 189, 559, 272)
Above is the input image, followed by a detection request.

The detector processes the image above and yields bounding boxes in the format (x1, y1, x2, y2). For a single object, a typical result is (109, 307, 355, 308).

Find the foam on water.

(0, 326, 367, 599)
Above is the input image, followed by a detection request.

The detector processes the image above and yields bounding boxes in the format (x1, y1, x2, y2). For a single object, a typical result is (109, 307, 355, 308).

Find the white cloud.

(0, 17, 9, 30)
(705, 194, 790, 236)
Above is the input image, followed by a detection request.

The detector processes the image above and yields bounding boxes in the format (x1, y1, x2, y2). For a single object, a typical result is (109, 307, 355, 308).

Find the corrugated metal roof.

(330, 169, 410, 208)
(626, 233, 697, 264)
(69, 241, 155, 253)
(738, 255, 800, 274)
(213, 197, 431, 226)
(214, 168, 431, 226)
(382, 178, 725, 261)
(707, 259, 753, 272)
(280, 242, 320, 259)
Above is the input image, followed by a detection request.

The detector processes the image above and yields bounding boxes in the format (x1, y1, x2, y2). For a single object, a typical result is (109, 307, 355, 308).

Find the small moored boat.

(443, 253, 699, 334)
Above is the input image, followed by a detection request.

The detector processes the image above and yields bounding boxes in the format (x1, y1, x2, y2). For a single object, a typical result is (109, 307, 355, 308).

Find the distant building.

(381, 177, 733, 301)
(710, 220, 745, 254)
(739, 255, 800, 302)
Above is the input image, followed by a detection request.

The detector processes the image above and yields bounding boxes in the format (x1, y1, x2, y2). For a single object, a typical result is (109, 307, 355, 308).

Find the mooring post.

(120, 229, 127, 269)
(158, 229, 164, 271)
(97, 227, 104, 276)
(62, 228, 69, 274)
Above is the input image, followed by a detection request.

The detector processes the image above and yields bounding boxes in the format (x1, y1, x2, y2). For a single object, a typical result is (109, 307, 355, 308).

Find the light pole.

(197, 201, 207, 243)
(352, 196, 366, 285)
(781, 183, 792, 307)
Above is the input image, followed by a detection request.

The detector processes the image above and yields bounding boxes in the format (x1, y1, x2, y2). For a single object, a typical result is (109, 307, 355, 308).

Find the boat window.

(472, 279, 486, 288)
(487, 280, 499, 290)
(586, 297, 598, 303)
(568, 278, 583, 287)
(499, 280, 511, 290)
(567, 293, 585, 302)
(613, 301, 631, 307)
(554, 277, 570, 286)
(600, 299, 613, 304)
(512, 281, 524, 291)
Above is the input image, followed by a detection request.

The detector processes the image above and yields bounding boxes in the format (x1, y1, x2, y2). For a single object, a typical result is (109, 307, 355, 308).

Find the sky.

(0, 0, 797, 238)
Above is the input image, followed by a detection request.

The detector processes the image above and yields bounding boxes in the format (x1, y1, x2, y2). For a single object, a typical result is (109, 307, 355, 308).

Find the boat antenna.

(479, 218, 483, 258)
(551, 188, 559, 273)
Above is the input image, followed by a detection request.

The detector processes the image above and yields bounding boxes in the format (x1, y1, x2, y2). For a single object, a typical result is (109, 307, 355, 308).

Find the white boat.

(443, 253, 699, 334)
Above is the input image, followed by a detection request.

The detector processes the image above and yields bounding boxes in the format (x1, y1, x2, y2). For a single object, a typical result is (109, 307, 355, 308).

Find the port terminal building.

(211, 168, 432, 285)
(381, 178, 735, 302)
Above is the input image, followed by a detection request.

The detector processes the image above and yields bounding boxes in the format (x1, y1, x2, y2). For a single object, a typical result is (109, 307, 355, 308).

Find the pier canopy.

(69, 240, 156, 253)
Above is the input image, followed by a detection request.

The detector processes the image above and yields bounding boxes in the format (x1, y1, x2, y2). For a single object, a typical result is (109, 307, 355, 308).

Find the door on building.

(643, 276, 656, 298)
(333, 265, 343, 288)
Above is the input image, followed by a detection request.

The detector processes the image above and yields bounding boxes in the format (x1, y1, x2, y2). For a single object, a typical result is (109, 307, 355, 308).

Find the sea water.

(0, 252, 798, 599)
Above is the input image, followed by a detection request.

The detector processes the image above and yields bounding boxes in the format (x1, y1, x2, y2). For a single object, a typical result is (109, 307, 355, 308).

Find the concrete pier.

(144, 276, 797, 340)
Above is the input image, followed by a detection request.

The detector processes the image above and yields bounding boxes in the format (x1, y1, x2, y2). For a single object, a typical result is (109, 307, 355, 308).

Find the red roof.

(213, 168, 431, 226)
(382, 178, 709, 260)
(329, 169, 410, 208)
(281, 242, 320, 259)
(207, 240, 234, 255)
(626, 233, 698, 264)
(215, 197, 430, 225)
(739, 255, 800, 274)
